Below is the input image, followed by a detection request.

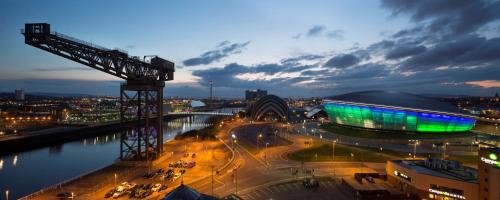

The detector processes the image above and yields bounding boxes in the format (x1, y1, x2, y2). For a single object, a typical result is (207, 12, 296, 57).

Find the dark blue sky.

(1, 0, 499, 98)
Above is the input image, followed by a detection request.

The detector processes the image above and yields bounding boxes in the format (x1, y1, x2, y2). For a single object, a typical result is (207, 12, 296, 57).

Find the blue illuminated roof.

(328, 91, 470, 115)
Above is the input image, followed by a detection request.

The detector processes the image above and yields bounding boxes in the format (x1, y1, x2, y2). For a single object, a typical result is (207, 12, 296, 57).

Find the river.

(0, 108, 240, 199)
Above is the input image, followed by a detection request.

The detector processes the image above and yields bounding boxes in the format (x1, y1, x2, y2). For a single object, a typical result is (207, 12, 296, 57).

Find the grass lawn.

(321, 123, 474, 140)
(417, 153, 478, 165)
(287, 141, 402, 163)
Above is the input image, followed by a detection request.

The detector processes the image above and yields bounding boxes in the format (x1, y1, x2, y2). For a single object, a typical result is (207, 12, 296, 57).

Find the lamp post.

(114, 173, 117, 187)
(409, 140, 420, 160)
(5, 190, 9, 200)
(257, 133, 263, 152)
(332, 140, 337, 161)
(442, 142, 449, 159)
(231, 133, 236, 149)
(265, 142, 269, 164)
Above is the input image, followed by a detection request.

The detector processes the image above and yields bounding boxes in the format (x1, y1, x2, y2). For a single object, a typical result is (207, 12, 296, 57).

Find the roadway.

(192, 121, 385, 199)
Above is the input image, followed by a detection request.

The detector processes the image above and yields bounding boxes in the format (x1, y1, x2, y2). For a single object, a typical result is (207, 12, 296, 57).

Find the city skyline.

(1, 0, 500, 98)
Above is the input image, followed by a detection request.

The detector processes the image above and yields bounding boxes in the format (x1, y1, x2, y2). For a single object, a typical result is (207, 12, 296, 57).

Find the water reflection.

(0, 107, 242, 199)
(12, 155, 17, 166)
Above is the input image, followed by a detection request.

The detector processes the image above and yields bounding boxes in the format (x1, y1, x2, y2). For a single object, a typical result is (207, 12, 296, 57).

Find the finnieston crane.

(22, 23, 175, 161)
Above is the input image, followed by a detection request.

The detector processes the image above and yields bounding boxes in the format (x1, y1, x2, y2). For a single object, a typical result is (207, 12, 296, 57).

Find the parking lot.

(238, 179, 353, 200)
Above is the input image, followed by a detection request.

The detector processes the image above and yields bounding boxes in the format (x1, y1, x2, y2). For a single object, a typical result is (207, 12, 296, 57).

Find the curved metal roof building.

(248, 95, 289, 121)
(323, 91, 475, 132)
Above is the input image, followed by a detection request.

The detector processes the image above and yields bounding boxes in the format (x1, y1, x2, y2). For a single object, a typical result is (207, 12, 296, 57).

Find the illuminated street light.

(265, 142, 270, 164)
(257, 133, 263, 152)
(332, 140, 337, 161)
(114, 173, 117, 187)
(5, 190, 9, 200)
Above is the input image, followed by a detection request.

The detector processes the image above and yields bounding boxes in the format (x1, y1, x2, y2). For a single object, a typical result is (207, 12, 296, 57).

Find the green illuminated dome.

(323, 91, 476, 132)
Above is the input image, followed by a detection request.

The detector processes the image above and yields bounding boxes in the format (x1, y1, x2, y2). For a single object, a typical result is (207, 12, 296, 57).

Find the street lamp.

(114, 173, 117, 187)
(332, 140, 337, 161)
(265, 142, 270, 164)
(442, 142, 449, 159)
(257, 133, 263, 152)
(5, 190, 9, 200)
(410, 140, 420, 160)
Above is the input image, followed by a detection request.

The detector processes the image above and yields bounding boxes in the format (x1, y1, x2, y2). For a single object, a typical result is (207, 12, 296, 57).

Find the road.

(192, 121, 385, 199)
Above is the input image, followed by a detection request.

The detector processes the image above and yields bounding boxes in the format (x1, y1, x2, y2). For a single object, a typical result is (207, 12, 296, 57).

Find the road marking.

(244, 193, 255, 200)
(253, 189, 265, 198)
(325, 181, 335, 188)
(279, 184, 289, 192)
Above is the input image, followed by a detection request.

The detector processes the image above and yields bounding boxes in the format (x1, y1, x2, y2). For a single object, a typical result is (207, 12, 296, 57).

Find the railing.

(52, 31, 112, 52)
(18, 164, 111, 200)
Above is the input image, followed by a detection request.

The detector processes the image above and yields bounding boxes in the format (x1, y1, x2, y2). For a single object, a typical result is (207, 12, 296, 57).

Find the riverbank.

(21, 134, 234, 200)
(0, 115, 185, 156)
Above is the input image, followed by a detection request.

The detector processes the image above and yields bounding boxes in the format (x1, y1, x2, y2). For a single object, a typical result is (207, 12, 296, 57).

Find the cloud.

(400, 35, 500, 71)
(280, 54, 325, 65)
(326, 30, 344, 40)
(465, 80, 500, 88)
(294, 25, 344, 40)
(182, 41, 250, 66)
(323, 54, 360, 68)
(385, 45, 426, 59)
(33, 67, 93, 72)
(307, 25, 326, 37)
(381, 0, 500, 36)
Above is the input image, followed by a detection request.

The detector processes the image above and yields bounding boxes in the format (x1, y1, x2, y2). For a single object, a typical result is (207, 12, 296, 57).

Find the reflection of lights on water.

(0, 159, 3, 170)
(83, 139, 87, 146)
(93, 138, 97, 145)
(105, 136, 108, 143)
(113, 134, 116, 140)
(13, 155, 18, 166)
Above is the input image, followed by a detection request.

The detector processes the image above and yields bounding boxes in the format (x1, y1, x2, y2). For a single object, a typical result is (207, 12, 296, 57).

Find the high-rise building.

(15, 89, 25, 101)
(478, 148, 500, 200)
(245, 89, 267, 101)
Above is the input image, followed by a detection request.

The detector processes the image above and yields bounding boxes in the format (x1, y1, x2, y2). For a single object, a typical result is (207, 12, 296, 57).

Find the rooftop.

(327, 91, 471, 116)
(390, 159, 478, 183)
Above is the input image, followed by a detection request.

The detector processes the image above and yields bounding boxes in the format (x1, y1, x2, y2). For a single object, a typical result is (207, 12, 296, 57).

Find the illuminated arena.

(323, 91, 476, 132)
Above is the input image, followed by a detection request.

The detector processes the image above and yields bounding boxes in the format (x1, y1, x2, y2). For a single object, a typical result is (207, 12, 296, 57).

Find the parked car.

(191, 153, 196, 158)
(156, 168, 165, 174)
(302, 178, 319, 189)
(112, 186, 126, 198)
(180, 168, 187, 174)
(173, 172, 182, 181)
(184, 152, 189, 157)
(105, 189, 115, 198)
(160, 185, 168, 191)
(152, 183, 162, 192)
(143, 172, 156, 179)
(185, 161, 196, 168)
(56, 192, 75, 199)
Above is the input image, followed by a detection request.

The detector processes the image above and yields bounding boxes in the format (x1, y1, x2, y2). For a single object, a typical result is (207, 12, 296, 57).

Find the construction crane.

(22, 23, 175, 161)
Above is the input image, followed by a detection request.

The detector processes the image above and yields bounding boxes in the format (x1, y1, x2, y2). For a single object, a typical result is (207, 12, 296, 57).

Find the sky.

(0, 0, 499, 98)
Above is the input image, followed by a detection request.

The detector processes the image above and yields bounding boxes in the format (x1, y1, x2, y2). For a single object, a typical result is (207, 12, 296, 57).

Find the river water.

(0, 108, 240, 199)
